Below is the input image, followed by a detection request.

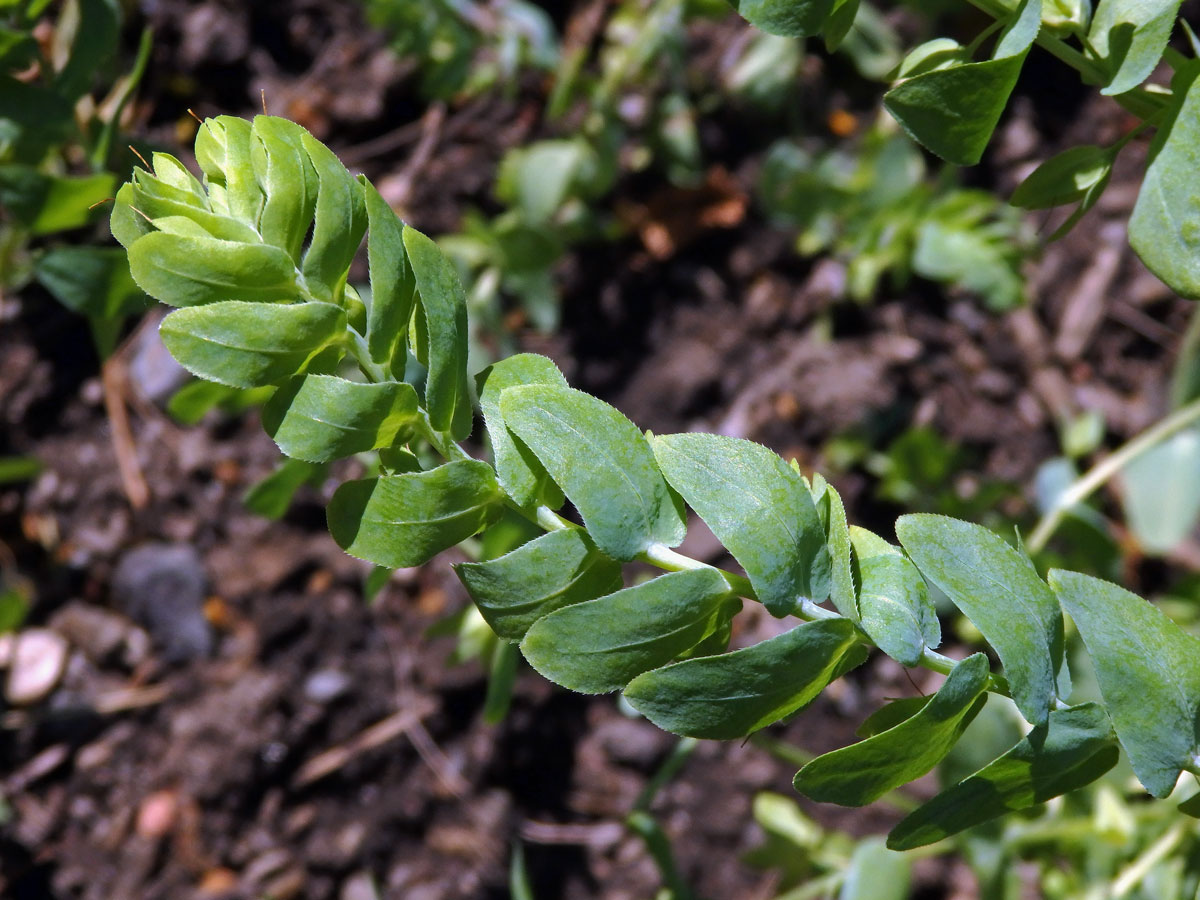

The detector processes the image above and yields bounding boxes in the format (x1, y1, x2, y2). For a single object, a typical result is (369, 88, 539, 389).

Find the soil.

(1, 2, 1192, 899)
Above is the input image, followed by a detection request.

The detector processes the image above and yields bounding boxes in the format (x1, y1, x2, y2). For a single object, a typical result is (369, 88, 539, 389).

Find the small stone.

(341, 872, 380, 900)
(50, 602, 134, 666)
(128, 321, 190, 406)
(111, 543, 212, 663)
(594, 715, 672, 771)
(6, 629, 68, 705)
(136, 790, 179, 839)
(303, 669, 351, 704)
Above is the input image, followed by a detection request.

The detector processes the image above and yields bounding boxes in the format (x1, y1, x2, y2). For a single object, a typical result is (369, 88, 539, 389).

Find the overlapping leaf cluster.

(733, 0, 1200, 299)
(115, 115, 1200, 850)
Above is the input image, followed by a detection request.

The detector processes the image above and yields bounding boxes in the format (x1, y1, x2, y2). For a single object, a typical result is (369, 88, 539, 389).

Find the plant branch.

(1028, 395, 1200, 553)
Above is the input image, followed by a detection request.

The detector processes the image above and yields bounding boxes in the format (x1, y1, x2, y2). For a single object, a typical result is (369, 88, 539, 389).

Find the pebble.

(594, 716, 672, 771)
(303, 669, 352, 704)
(5, 629, 69, 705)
(128, 321, 190, 406)
(341, 872, 380, 900)
(136, 790, 179, 839)
(50, 602, 139, 666)
(111, 543, 213, 663)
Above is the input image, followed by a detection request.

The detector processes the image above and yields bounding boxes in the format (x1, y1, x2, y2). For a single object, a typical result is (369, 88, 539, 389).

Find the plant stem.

(1111, 822, 1187, 897)
(1028, 395, 1200, 553)
(961, 0, 1168, 119)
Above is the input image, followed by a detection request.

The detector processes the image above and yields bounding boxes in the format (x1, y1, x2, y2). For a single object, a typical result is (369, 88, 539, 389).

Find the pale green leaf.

(500, 384, 686, 561)
(1087, 0, 1182, 95)
(128, 233, 298, 307)
(727, 0, 837, 37)
(850, 527, 940, 667)
(840, 839, 910, 900)
(362, 179, 415, 367)
(159, 300, 345, 388)
(252, 116, 318, 261)
(1011, 145, 1115, 210)
(328, 460, 502, 569)
(301, 131, 367, 301)
(623, 619, 861, 739)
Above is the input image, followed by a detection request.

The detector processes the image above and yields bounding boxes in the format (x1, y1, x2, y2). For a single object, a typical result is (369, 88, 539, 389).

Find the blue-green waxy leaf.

(1049, 570, 1200, 798)
(362, 179, 416, 367)
(1129, 62, 1200, 299)
(1087, 0, 1183, 95)
(477, 354, 567, 510)
(404, 226, 472, 440)
(520, 568, 730, 694)
(887, 703, 1118, 849)
(651, 433, 826, 616)
(851, 527, 939, 667)
(160, 301, 345, 389)
(455, 528, 624, 640)
(883, 0, 1041, 165)
(794, 653, 990, 806)
(300, 131, 367, 301)
(897, 515, 1063, 725)
(252, 116, 318, 262)
(500, 385, 687, 561)
(262, 374, 419, 462)
(726, 0, 837, 37)
(328, 460, 502, 569)
(623, 619, 862, 739)
(128, 233, 298, 307)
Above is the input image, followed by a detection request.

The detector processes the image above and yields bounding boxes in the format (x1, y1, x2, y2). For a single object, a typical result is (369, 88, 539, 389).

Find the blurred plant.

(759, 121, 1033, 309)
(1, 0, 151, 356)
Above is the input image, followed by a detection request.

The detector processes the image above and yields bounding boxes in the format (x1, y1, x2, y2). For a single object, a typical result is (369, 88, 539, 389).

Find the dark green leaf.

(362, 179, 416, 367)
(812, 474, 856, 619)
(328, 460, 502, 568)
(520, 568, 730, 693)
(500, 385, 686, 561)
(0, 167, 115, 235)
(0, 456, 41, 484)
(851, 527, 940, 667)
(477, 354, 567, 510)
(1049, 569, 1200, 797)
(1129, 61, 1200, 299)
(794, 653, 990, 806)
(897, 514, 1063, 725)
(856, 696, 931, 738)
(404, 226, 472, 439)
(35, 246, 148, 357)
(128, 233, 298, 307)
(652, 433, 826, 616)
(727, 0, 837, 38)
(888, 703, 1118, 849)
(262, 374, 419, 462)
(160, 300, 345, 388)
(1180, 792, 1200, 818)
(1011, 145, 1115, 210)
(455, 528, 624, 640)
(301, 131, 367, 301)
(54, 0, 120, 101)
(242, 458, 325, 520)
(484, 640, 519, 725)
(623, 619, 861, 739)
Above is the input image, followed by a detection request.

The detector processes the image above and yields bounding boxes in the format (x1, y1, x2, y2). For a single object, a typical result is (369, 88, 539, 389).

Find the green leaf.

(623, 619, 861, 739)
(794, 653, 990, 806)
(362, 179, 416, 367)
(252, 116, 318, 262)
(1129, 62, 1200, 299)
(243, 458, 325, 520)
(1049, 569, 1200, 798)
(883, 0, 1041, 165)
(194, 115, 263, 221)
(404, 226, 472, 439)
(54, 0, 120, 101)
(35, 246, 148, 357)
(839, 839, 910, 900)
(110, 182, 154, 249)
(1121, 428, 1200, 553)
(262, 374, 419, 462)
(159, 300, 345, 388)
(851, 527, 940, 667)
(128, 233, 299, 307)
(328, 460, 502, 569)
(1011, 145, 1115, 210)
(812, 474, 856, 619)
(300, 131, 366, 300)
(1087, 0, 1182, 95)
(887, 703, 1118, 849)
(856, 696, 931, 737)
(652, 433, 826, 616)
(726, 0, 837, 38)
(1180, 792, 1200, 818)
(0, 456, 41, 484)
(896, 514, 1063, 725)
(455, 528, 623, 640)
(477, 354, 567, 510)
(520, 568, 731, 694)
(500, 384, 686, 561)
(0, 167, 115, 235)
